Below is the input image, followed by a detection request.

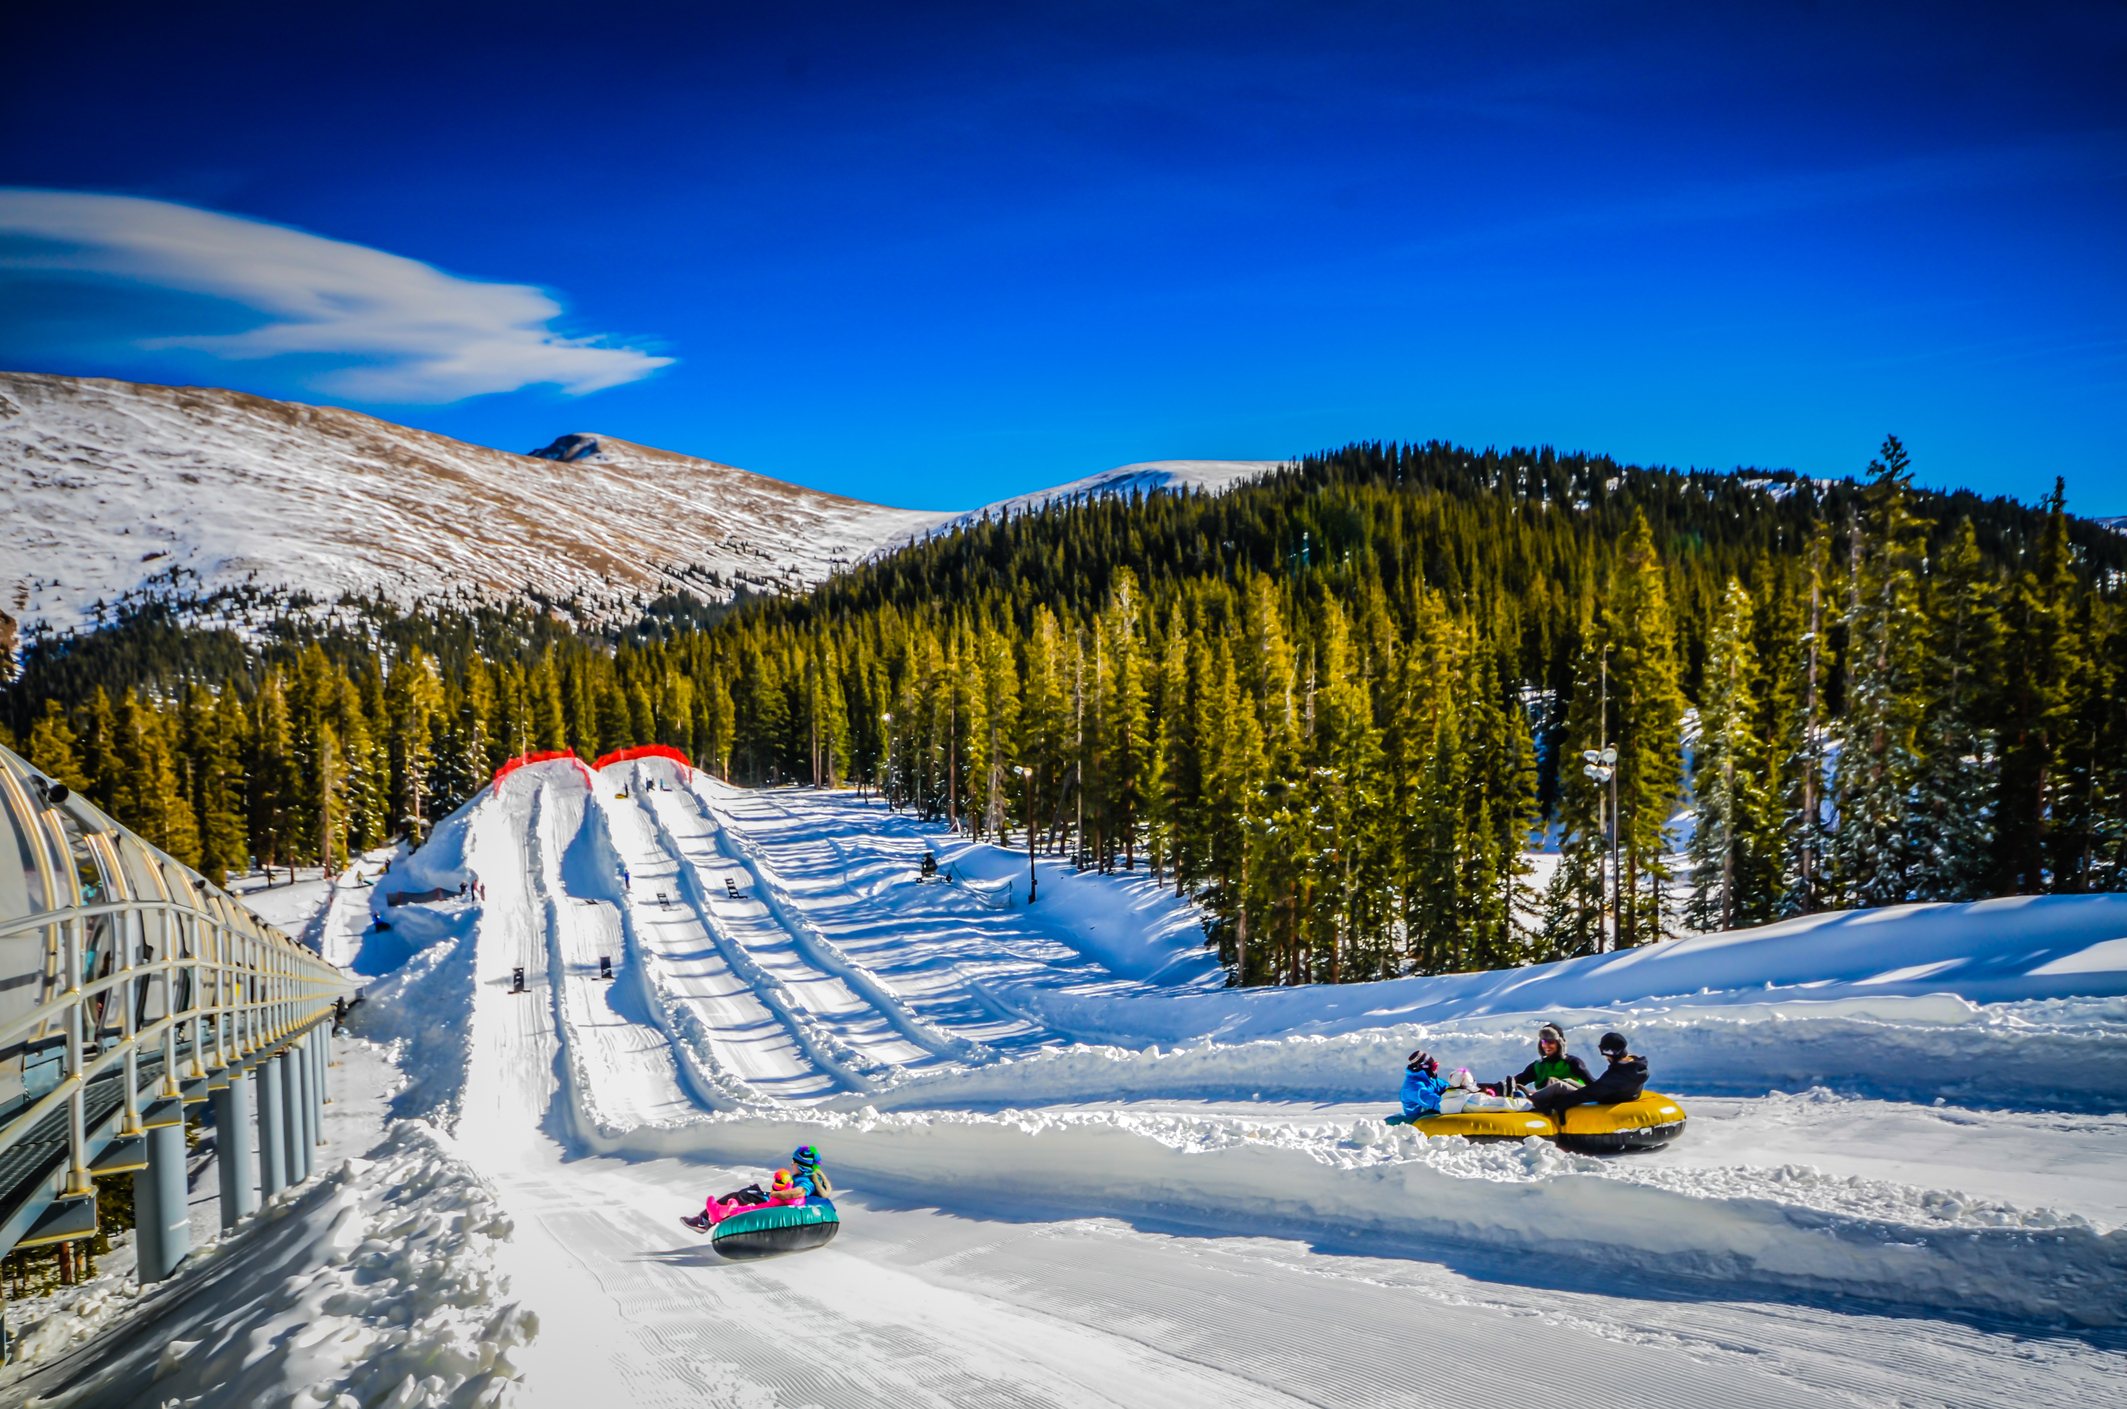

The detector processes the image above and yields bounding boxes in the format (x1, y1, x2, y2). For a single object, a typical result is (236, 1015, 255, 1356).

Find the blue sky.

(3, 1, 2122, 512)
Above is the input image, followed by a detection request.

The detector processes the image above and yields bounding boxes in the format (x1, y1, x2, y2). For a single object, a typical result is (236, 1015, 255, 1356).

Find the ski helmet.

(791, 1145, 820, 1168)
(1599, 1031, 1629, 1056)
(1406, 1049, 1436, 1075)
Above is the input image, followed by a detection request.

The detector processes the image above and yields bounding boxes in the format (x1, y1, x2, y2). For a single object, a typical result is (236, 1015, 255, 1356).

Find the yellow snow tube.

(1416, 1109, 1561, 1139)
(1412, 1092, 1688, 1152)
(1554, 1092, 1688, 1151)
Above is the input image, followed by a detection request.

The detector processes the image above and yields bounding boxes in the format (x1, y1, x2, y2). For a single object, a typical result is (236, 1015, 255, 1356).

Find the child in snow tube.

(1388, 1050, 1451, 1123)
(684, 1169, 806, 1231)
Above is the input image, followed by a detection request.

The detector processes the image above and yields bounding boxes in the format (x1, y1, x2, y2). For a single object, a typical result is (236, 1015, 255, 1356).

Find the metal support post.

(298, 1033, 319, 1161)
(134, 1118, 189, 1282)
(283, 1038, 309, 1185)
(256, 1054, 287, 1197)
(212, 1071, 257, 1228)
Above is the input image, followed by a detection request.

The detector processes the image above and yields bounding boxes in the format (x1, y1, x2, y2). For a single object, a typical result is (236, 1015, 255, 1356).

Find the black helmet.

(1406, 1049, 1436, 1075)
(1599, 1031, 1629, 1056)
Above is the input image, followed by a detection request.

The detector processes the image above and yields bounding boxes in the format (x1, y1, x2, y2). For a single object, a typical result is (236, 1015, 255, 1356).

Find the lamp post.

(880, 712, 894, 811)
(1014, 766, 1037, 903)
(1581, 745, 1617, 950)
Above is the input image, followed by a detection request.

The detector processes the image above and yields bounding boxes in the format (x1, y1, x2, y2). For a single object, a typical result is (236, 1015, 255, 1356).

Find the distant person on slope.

(1527, 1032, 1647, 1122)
(1503, 1023, 1592, 1098)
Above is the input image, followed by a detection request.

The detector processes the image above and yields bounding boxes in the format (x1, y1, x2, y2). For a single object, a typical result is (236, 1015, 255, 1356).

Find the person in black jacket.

(1528, 1031, 1647, 1123)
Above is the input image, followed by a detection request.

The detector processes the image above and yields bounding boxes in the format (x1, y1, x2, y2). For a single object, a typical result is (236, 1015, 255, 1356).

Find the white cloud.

(0, 189, 672, 401)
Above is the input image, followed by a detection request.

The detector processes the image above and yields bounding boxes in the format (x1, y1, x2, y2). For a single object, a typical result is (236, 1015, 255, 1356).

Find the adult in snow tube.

(1502, 1022, 1593, 1097)
(1528, 1032, 1647, 1131)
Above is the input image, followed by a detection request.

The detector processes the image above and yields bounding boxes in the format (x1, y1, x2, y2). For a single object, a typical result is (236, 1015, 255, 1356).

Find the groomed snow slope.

(316, 757, 2127, 1403)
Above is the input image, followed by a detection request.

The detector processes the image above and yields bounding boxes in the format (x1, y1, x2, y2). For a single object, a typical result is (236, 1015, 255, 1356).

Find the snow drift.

(2, 1121, 535, 1408)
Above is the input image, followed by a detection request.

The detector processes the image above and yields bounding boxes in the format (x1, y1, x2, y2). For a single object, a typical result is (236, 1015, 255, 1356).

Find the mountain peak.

(529, 433, 606, 463)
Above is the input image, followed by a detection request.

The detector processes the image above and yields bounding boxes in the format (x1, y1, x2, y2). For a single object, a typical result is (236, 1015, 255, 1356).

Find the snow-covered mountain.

(941, 458, 1290, 533)
(0, 371, 951, 635)
(1, 371, 1280, 637)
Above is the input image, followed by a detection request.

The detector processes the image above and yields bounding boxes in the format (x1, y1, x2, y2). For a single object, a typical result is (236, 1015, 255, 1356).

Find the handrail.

(0, 955, 343, 1053)
(0, 740, 355, 1231)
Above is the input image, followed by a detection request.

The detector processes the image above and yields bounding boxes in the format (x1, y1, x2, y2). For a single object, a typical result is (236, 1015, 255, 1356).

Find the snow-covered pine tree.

(1776, 532, 1832, 915)
(1605, 511, 1688, 946)
(1462, 644, 1537, 967)
(1540, 601, 1610, 959)
(1909, 519, 2001, 899)
(1827, 436, 1931, 908)
(1686, 578, 1773, 930)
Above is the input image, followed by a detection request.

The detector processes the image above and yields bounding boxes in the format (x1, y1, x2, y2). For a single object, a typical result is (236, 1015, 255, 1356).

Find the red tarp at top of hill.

(592, 744, 694, 779)
(491, 749, 592, 789)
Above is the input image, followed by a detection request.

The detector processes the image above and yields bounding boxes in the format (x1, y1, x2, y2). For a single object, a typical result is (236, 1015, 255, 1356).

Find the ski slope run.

(338, 755, 2127, 1405)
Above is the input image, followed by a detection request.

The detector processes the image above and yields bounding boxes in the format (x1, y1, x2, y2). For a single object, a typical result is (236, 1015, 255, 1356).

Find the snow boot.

(680, 1213, 712, 1233)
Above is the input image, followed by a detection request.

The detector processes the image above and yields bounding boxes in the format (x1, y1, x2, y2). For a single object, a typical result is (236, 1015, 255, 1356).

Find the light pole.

(1014, 765, 1037, 903)
(880, 712, 894, 811)
(1581, 745, 1617, 950)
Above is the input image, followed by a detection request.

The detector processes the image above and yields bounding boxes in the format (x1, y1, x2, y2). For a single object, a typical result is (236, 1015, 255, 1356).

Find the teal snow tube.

(711, 1200, 840, 1260)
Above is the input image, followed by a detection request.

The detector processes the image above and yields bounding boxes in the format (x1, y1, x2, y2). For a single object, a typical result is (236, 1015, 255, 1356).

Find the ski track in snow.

(233, 758, 2127, 1403)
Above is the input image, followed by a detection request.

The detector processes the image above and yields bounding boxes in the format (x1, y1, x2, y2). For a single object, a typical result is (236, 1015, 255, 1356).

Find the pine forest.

(6, 437, 2123, 987)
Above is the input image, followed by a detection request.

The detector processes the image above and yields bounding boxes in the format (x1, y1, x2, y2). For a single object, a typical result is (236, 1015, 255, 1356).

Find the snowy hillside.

(943, 457, 1290, 531)
(0, 371, 950, 634)
(0, 373, 1298, 638)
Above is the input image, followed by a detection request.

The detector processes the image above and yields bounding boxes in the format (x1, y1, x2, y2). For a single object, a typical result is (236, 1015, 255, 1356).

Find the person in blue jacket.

(1393, 1049, 1452, 1123)
(789, 1144, 834, 1200)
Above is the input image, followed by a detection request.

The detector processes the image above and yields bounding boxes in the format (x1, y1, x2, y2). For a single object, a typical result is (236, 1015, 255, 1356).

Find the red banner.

(592, 744, 695, 780)
(491, 749, 592, 789)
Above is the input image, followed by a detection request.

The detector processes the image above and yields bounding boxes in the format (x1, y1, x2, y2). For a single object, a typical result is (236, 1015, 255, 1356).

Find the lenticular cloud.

(0, 188, 671, 401)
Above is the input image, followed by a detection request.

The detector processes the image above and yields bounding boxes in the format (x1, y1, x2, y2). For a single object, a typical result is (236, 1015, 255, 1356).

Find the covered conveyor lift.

(0, 742, 355, 1332)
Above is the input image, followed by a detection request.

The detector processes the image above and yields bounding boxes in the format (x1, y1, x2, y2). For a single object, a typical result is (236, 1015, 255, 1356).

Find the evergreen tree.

(386, 648, 443, 840)
(1602, 511, 1687, 946)
(27, 699, 90, 792)
(1829, 438, 1931, 907)
(1910, 519, 2001, 899)
(196, 685, 250, 887)
(1686, 579, 1775, 930)
(1778, 532, 1833, 915)
(1992, 478, 2077, 894)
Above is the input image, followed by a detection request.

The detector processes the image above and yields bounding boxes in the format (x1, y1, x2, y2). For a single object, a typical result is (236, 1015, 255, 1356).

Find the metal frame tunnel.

(0, 742, 355, 1311)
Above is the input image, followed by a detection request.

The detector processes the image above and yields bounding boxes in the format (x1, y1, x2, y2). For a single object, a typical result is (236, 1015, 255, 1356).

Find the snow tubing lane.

(1412, 1092, 1688, 1151)
(711, 1200, 841, 1260)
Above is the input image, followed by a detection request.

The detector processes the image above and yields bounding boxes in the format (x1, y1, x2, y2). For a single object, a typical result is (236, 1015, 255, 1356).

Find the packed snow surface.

(39, 757, 2127, 1405)
(0, 1122, 533, 1409)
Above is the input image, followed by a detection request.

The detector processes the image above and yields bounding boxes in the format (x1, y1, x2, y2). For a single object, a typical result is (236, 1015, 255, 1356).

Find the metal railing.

(0, 741, 354, 1261)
